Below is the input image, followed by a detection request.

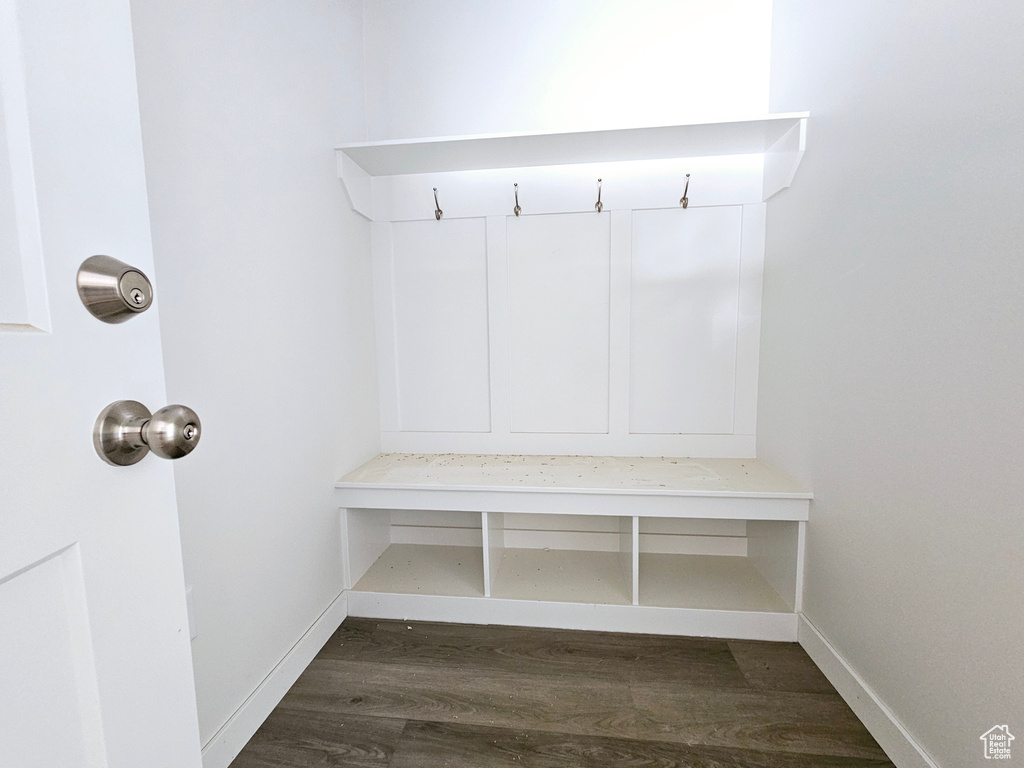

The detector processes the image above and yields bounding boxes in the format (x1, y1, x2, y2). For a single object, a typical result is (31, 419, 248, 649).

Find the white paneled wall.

(508, 213, 610, 433)
(373, 202, 765, 456)
(389, 219, 491, 432)
(630, 206, 743, 435)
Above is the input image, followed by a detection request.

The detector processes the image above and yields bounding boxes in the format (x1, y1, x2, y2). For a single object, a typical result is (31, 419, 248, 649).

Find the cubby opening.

(637, 518, 801, 612)
(483, 513, 635, 605)
(640, 554, 788, 612)
(342, 508, 485, 597)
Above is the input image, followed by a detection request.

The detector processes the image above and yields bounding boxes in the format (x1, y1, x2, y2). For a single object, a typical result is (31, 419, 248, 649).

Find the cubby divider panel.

(482, 511, 505, 597)
(619, 516, 639, 604)
(746, 519, 804, 611)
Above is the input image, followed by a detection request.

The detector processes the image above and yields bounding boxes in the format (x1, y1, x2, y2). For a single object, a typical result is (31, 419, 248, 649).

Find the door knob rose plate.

(94, 400, 201, 466)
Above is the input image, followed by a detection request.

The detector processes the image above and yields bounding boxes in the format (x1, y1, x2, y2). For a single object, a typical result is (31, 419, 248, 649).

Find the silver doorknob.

(93, 400, 201, 466)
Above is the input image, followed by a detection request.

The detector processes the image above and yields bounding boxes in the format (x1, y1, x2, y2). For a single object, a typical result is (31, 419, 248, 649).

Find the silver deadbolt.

(77, 255, 153, 323)
(93, 400, 201, 466)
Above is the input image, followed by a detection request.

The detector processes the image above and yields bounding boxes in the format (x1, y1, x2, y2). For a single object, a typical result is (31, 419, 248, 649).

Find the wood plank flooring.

(231, 619, 895, 768)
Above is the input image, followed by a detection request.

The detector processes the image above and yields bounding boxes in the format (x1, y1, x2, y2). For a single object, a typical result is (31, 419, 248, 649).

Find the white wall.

(760, 3, 1024, 766)
(130, 0, 379, 748)
(362, 0, 772, 140)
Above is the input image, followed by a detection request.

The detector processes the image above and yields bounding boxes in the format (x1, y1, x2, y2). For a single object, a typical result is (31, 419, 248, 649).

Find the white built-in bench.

(336, 454, 811, 641)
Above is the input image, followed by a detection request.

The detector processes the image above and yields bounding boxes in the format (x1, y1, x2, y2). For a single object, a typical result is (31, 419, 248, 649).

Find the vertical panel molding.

(734, 204, 766, 435)
(485, 216, 510, 438)
(391, 218, 491, 432)
(507, 213, 611, 434)
(371, 221, 399, 432)
(630, 206, 743, 435)
(608, 210, 633, 439)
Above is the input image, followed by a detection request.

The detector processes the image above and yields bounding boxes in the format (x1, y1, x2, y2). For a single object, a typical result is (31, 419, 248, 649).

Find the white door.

(1, 1, 202, 766)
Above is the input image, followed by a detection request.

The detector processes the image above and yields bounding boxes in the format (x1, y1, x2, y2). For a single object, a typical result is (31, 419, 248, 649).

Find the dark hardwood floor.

(230, 618, 895, 768)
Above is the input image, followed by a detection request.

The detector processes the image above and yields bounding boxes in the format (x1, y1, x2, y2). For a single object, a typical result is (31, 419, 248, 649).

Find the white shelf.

(335, 114, 808, 220)
(346, 592, 799, 641)
(639, 553, 791, 613)
(489, 548, 631, 606)
(343, 540, 801, 640)
(349, 547, 788, 613)
(352, 543, 484, 597)
(336, 454, 811, 521)
(337, 114, 809, 176)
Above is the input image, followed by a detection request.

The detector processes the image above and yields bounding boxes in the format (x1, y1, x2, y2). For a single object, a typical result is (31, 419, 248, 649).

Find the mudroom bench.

(336, 453, 811, 641)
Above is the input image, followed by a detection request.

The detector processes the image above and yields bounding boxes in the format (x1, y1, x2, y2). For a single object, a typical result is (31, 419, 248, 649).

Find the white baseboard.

(348, 591, 798, 641)
(200, 592, 348, 768)
(798, 614, 938, 768)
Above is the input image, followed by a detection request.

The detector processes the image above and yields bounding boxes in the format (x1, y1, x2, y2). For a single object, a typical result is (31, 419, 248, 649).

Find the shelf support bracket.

(337, 152, 373, 220)
(762, 117, 807, 201)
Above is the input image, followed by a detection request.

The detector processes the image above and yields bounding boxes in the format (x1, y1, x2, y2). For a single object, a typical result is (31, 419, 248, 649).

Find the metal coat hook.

(513, 183, 521, 217)
(595, 179, 603, 213)
(679, 174, 690, 209)
(433, 187, 443, 220)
